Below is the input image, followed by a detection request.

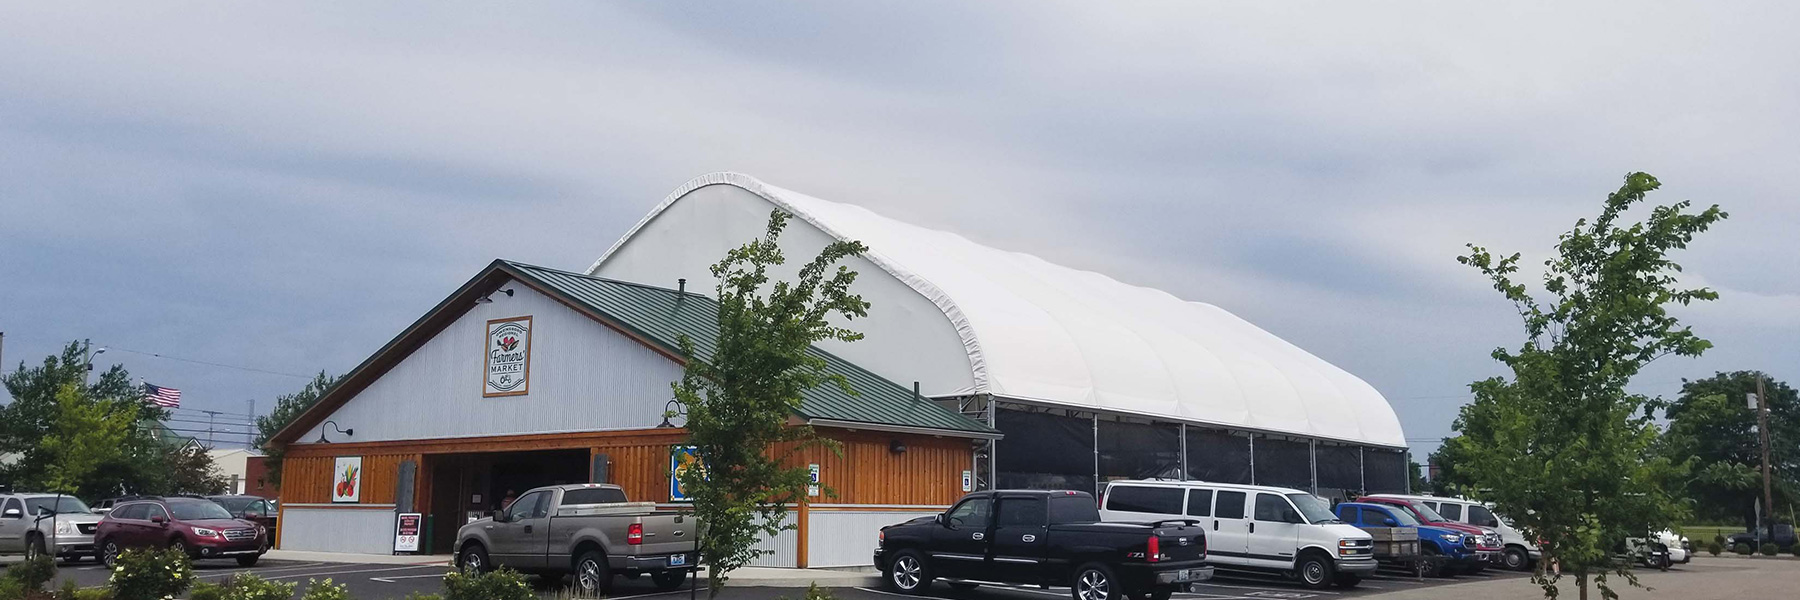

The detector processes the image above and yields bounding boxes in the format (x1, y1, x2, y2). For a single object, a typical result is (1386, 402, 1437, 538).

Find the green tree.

(253, 371, 342, 483)
(41, 384, 136, 494)
(1662, 372, 1797, 529)
(672, 211, 867, 598)
(1, 340, 226, 499)
(1454, 173, 1724, 600)
(1429, 435, 1482, 495)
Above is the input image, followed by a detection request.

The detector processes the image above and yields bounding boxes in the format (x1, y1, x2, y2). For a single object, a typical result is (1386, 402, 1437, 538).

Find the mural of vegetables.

(332, 457, 362, 502)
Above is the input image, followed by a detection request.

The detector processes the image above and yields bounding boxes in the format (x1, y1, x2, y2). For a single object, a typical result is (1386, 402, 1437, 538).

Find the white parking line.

(193, 562, 332, 578)
(261, 565, 446, 581)
(370, 573, 449, 583)
(606, 590, 698, 600)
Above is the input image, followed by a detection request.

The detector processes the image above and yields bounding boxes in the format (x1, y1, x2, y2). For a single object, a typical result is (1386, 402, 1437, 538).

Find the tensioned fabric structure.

(591, 172, 1409, 498)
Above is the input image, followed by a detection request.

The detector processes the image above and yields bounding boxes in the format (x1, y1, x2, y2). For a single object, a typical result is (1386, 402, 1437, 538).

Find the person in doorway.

(499, 489, 518, 513)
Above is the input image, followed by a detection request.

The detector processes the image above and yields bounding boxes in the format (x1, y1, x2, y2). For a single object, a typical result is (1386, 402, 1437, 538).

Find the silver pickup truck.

(0, 493, 104, 562)
(455, 483, 697, 595)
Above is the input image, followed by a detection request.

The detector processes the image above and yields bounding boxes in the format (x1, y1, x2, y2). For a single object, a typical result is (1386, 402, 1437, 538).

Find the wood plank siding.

(281, 427, 970, 507)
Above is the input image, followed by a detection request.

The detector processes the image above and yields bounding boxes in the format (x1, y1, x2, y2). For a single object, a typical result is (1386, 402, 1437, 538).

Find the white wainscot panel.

(807, 509, 942, 568)
(280, 508, 397, 555)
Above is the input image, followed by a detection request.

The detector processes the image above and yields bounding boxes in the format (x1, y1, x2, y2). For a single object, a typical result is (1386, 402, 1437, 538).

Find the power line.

(102, 345, 311, 380)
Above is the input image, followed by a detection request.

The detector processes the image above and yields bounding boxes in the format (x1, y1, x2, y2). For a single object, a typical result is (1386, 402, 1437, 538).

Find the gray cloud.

(2, 1, 1796, 459)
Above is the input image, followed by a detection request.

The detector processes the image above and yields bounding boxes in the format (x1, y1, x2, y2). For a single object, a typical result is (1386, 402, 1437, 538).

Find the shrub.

(107, 549, 193, 600)
(0, 578, 24, 600)
(1761, 542, 1779, 556)
(1713, 534, 1726, 547)
(299, 579, 352, 600)
(51, 583, 109, 600)
(1791, 544, 1800, 557)
(442, 568, 532, 600)
(7, 555, 58, 592)
(1735, 543, 1754, 555)
(402, 594, 443, 600)
(1707, 541, 1722, 556)
(191, 575, 296, 600)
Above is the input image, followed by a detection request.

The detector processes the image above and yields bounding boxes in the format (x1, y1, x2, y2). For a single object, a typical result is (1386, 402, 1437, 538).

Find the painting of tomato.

(332, 457, 362, 503)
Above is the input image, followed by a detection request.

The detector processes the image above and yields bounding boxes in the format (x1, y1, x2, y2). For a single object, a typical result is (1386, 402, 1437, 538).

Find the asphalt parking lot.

(3, 557, 1531, 600)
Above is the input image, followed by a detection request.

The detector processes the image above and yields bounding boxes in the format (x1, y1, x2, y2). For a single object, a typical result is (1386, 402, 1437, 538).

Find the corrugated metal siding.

(281, 508, 396, 554)
(809, 510, 940, 568)
(298, 281, 682, 444)
(746, 510, 799, 568)
(513, 263, 993, 435)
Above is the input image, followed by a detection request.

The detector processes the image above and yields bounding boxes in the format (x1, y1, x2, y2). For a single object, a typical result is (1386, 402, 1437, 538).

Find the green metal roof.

(503, 261, 997, 437)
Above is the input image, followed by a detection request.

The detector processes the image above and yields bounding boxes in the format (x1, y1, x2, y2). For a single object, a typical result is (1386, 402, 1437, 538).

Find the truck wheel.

(574, 550, 613, 596)
(24, 534, 46, 561)
(457, 543, 491, 574)
(1296, 554, 1335, 589)
(884, 550, 932, 593)
(1073, 563, 1121, 600)
(652, 569, 689, 591)
(1503, 547, 1529, 571)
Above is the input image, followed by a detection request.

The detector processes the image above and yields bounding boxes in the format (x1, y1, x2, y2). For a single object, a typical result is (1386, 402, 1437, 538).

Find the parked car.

(206, 495, 277, 547)
(1334, 502, 1479, 577)
(94, 496, 269, 568)
(90, 496, 152, 515)
(876, 489, 1212, 600)
(1368, 494, 1540, 571)
(1357, 496, 1500, 573)
(1727, 523, 1796, 551)
(0, 493, 104, 562)
(454, 483, 696, 597)
(1099, 480, 1374, 589)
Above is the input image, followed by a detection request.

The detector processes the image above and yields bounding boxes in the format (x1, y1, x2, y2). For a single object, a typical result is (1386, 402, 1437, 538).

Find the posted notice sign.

(485, 316, 533, 397)
(393, 513, 422, 552)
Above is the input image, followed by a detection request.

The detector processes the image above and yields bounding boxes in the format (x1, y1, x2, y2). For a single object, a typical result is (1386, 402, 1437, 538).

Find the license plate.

(669, 554, 687, 566)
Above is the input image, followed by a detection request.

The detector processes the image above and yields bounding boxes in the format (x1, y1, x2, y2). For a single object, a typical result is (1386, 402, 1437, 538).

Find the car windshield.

(211, 497, 257, 512)
(24, 497, 92, 515)
(1286, 494, 1340, 524)
(168, 501, 233, 520)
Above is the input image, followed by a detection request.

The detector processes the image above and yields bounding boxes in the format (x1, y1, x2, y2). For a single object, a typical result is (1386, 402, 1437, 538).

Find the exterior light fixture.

(316, 420, 354, 443)
(658, 399, 687, 428)
(889, 439, 908, 454)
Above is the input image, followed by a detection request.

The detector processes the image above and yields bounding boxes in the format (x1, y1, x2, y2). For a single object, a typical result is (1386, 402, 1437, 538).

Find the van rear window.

(1106, 485, 1183, 515)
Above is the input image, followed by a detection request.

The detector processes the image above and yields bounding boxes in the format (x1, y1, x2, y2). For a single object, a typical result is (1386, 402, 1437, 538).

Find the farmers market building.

(268, 172, 1408, 567)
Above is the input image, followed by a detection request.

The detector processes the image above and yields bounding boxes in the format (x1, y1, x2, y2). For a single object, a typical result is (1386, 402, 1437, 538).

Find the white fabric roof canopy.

(592, 173, 1406, 448)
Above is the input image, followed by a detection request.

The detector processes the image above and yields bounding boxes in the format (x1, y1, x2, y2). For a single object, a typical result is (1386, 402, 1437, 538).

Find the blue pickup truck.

(1335, 502, 1481, 578)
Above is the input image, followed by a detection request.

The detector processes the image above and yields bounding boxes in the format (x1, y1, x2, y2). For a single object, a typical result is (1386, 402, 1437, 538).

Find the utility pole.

(1757, 375, 1775, 542)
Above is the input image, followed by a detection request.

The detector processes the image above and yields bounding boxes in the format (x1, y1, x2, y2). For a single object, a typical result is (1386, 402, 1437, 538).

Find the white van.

(1367, 494, 1539, 570)
(1100, 480, 1376, 589)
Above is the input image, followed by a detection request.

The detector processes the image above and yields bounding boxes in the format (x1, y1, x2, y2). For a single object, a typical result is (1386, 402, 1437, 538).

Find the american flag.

(142, 383, 181, 408)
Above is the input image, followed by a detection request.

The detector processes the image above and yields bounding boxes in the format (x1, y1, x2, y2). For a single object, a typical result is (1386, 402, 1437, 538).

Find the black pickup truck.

(874, 490, 1213, 600)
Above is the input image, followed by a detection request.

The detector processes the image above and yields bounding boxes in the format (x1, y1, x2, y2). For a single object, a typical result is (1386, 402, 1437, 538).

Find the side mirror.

(243, 510, 259, 520)
(1, 508, 20, 519)
(1383, 518, 1398, 526)
(933, 513, 945, 526)
(151, 515, 166, 525)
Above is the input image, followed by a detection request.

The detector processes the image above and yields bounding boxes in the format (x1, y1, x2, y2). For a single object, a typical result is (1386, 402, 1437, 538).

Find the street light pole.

(1757, 375, 1775, 542)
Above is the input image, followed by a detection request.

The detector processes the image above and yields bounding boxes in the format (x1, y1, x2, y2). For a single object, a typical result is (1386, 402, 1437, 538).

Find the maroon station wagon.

(95, 497, 269, 567)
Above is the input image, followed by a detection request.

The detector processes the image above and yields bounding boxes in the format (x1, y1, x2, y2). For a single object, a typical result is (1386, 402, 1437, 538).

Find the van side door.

(1248, 493, 1303, 568)
(1208, 490, 1251, 567)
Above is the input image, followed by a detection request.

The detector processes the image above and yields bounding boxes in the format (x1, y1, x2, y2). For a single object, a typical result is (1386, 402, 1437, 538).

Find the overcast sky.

(3, 2, 1795, 458)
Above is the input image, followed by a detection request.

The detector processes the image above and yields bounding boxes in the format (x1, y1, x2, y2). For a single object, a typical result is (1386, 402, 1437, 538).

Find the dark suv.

(95, 497, 269, 567)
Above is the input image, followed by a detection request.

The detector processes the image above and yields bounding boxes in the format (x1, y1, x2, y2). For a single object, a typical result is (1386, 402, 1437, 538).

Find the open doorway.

(423, 449, 589, 554)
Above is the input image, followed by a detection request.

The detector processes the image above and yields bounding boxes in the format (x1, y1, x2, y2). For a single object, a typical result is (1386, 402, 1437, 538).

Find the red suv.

(95, 496, 269, 568)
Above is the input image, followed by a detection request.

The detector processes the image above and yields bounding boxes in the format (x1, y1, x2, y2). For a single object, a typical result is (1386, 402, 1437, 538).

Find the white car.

(1101, 480, 1377, 590)
(1370, 493, 1540, 570)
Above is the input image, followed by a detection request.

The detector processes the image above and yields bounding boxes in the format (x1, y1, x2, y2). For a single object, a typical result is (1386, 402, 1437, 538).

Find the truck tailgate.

(628, 513, 696, 557)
